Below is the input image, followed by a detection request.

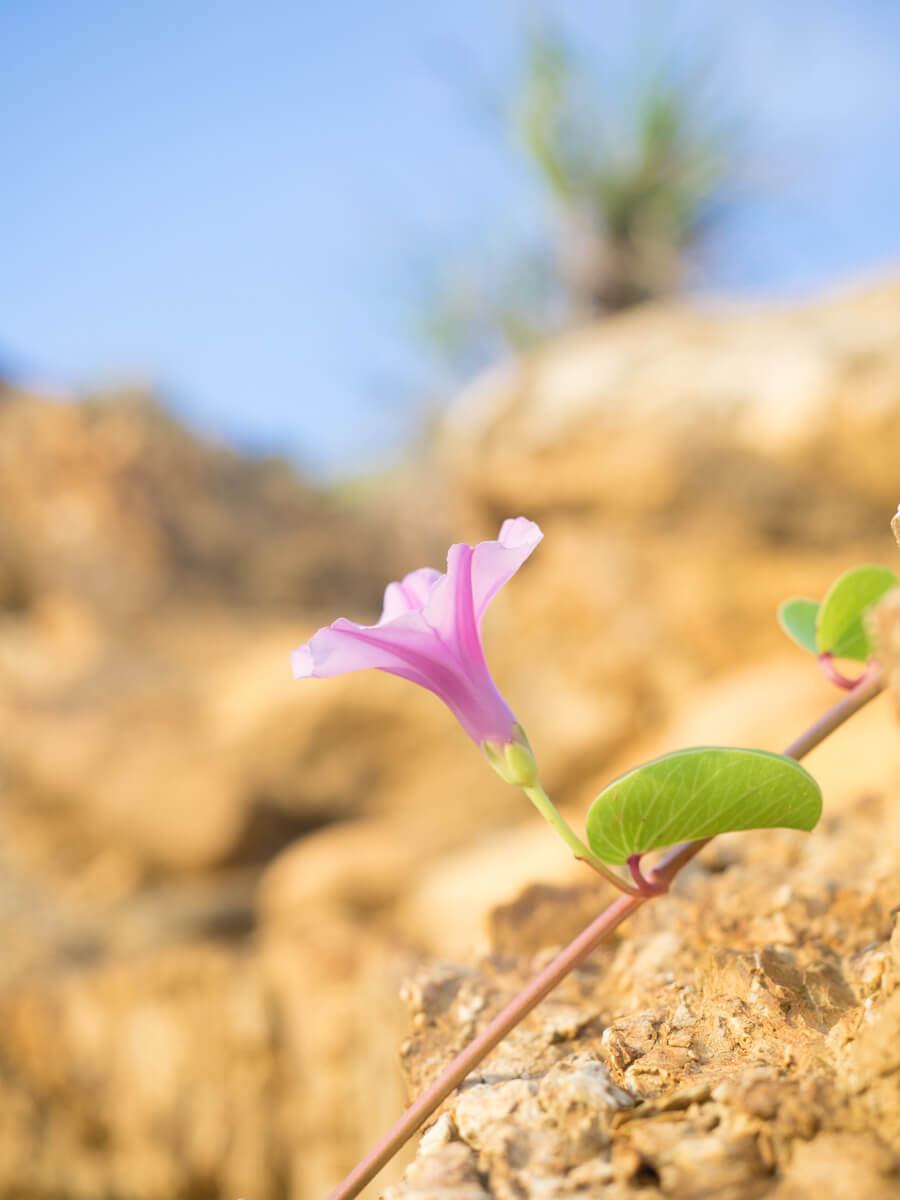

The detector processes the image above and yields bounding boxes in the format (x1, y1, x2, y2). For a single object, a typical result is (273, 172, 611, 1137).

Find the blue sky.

(3, 1, 900, 476)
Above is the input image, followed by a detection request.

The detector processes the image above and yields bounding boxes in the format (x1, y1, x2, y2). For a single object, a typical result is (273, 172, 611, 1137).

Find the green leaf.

(778, 598, 819, 655)
(585, 747, 822, 865)
(816, 564, 899, 662)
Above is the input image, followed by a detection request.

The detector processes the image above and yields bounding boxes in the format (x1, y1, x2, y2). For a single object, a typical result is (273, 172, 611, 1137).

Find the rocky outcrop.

(877, 589, 900, 720)
(1, 277, 899, 1199)
(0, 385, 402, 617)
(442, 278, 900, 539)
(388, 782, 900, 1199)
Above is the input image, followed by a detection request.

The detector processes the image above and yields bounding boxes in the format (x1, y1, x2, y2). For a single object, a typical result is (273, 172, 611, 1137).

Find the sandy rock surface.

(389, 804, 900, 1198)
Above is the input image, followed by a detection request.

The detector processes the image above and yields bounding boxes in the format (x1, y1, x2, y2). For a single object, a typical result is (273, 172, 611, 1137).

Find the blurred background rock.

(3, 4, 900, 1199)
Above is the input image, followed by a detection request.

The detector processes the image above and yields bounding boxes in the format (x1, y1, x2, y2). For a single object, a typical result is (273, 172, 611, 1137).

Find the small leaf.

(778, 598, 819, 655)
(816, 564, 899, 662)
(585, 747, 822, 865)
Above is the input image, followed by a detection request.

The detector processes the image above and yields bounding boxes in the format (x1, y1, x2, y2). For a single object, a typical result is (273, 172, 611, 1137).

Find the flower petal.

(380, 567, 442, 623)
(292, 612, 459, 690)
(291, 518, 540, 747)
(420, 542, 481, 664)
(291, 611, 516, 743)
(471, 517, 543, 624)
(421, 519, 542, 658)
(289, 643, 316, 678)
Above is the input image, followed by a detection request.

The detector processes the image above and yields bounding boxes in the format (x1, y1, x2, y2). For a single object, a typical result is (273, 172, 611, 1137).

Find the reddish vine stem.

(326, 662, 885, 1200)
(627, 853, 668, 895)
(817, 652, 864, 691)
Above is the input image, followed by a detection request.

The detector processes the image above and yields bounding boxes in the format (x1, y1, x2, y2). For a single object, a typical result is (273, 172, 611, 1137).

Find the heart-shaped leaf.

(778, 598, 819, 655)
(585, 747, 822, 865)
(816, 564, 899, 662)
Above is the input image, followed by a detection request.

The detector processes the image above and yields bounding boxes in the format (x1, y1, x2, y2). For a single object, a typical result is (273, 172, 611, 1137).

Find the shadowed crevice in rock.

(224, 794, 346, 869)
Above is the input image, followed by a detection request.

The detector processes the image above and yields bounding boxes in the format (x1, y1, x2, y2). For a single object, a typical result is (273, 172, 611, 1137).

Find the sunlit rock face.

(876, 590, 900, 719)
(442, 278, 900, 539)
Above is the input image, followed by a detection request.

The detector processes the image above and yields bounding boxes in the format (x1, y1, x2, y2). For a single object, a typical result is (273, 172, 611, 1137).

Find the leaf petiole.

(817, 651, 867, 691)
(521, 781, 639, 895)
(628, 853, 667, 896)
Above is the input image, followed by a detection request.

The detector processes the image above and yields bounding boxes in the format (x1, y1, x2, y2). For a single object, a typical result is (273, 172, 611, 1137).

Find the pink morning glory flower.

(291, 518, 542, 763)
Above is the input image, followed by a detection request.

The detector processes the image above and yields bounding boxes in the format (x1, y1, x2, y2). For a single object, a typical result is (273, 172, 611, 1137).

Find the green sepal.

(482, 724, 539, 787)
